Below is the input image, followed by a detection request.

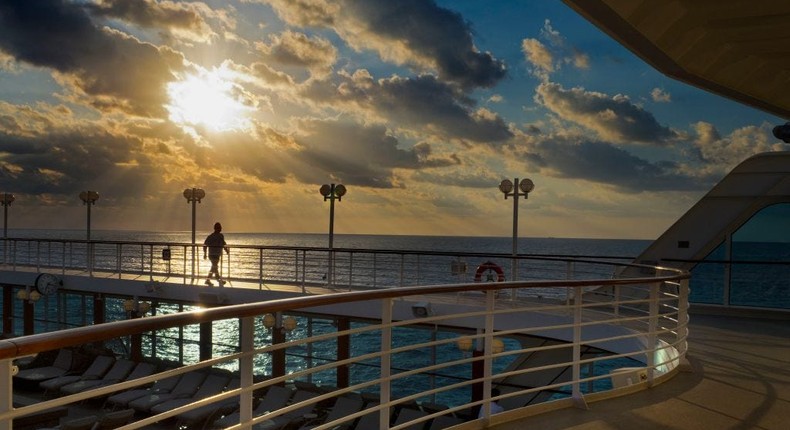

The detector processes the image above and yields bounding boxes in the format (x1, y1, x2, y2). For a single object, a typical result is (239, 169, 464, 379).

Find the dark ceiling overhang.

(563, 0, 790, 120)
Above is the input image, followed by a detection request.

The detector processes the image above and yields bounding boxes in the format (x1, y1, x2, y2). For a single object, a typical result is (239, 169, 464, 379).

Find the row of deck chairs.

(15, 349, 466, 430)
(39, 409, 135, 430)
(205, 383, 467, 430)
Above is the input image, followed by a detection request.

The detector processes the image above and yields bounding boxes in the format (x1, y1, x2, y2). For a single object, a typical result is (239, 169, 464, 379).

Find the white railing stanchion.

(481, 288, 496, 419)
(0, 359, 12, 430)
(571, 285, 587, 409)
(380, 298, 393, 430)
(239, 316, 255, 430)
(647, 281, 660, 385)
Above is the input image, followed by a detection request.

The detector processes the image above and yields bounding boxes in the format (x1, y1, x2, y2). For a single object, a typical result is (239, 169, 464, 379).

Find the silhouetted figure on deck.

(203, 222, 229, 286)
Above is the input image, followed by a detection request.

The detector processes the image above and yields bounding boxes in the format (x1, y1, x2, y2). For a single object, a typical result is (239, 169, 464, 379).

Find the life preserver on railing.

(474, 261, 506, 283)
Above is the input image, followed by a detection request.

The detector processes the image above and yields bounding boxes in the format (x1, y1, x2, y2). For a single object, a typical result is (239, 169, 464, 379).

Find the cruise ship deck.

(491, 312, 790, 430)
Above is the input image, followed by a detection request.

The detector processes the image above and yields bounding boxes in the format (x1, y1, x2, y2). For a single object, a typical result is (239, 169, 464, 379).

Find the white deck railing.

(0, 239, 689, 430)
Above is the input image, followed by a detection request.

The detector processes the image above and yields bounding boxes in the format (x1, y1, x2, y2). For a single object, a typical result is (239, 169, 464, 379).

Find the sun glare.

(166, 66, 254, 132)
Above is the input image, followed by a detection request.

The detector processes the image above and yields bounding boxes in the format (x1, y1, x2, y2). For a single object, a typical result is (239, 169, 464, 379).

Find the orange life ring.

(474, 261, 506, 282)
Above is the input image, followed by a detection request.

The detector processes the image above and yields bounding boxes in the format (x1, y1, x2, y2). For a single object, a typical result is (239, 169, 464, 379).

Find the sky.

(0, 0, 786, 240)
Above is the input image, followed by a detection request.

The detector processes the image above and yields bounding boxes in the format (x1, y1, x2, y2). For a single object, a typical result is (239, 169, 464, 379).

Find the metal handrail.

(0, 239, 689, 430)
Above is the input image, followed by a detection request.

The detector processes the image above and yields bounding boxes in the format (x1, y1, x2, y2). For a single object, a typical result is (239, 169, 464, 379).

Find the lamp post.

(79, 191, 100, 240)
(319, 183, 346, 285)
(79, 191, 99, 273)
(498, 178, 534, 283)
(183, 188, 206, 280)
(1, 193, 14, 238)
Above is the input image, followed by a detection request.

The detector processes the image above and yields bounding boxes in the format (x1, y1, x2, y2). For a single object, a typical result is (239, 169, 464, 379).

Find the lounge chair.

(249, 389, 320, 430)
(128, 370, 207, 413)
(59, 358, 135, 395)
(104, 368, 182, 410)
(351, 403, 385, 430)
(212, 385, 293, 428)
(298, 395, 364, 430)
(175, 378, 241, 428)
(14, 349, 74, 384)
(150, 370, 232, 415)
(93, 408, 135, 429)
(427, 415, 464, 430)
(39, 414, 98, 430)
(391, 407, 430, 430)
(40, 355, 115, 396)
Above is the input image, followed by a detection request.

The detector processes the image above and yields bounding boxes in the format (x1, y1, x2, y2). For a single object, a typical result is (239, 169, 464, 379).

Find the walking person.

(203, 222, 229, 286)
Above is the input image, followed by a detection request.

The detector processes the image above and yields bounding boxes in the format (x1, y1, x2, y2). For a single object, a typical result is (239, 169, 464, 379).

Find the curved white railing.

(0, 240, 689, 430)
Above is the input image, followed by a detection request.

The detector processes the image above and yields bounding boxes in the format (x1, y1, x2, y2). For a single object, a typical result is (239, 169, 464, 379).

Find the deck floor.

(489, 313, 790, 430)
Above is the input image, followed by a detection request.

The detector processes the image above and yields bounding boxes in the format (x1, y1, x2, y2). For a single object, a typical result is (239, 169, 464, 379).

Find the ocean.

(7, 229, 652, 257)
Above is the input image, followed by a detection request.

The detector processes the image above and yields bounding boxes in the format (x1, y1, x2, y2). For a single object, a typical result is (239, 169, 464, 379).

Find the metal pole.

(87, 202, 91, 241)
(3, 204, 7, 238)
(191, 189, 197, 280)
(328, 184, 335, 285)
(512, 178, 519, 283)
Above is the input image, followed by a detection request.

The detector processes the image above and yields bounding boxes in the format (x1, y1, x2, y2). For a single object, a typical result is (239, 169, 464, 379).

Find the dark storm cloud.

(342, 0, 506, 89)
(0, 0, 184, 116)
(208, 119, 458, 188)
(266, 0, 507, 90)
(86, 0, 208, 31)
(535, 82, 677, 144)
(301, 74, 513, 144)
(0, 126, 151, 198)
(528, 136, 714, 193)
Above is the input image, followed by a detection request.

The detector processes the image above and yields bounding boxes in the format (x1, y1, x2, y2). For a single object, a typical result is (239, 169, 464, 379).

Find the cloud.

(300, 73, 514, 144)
(0, 0, 185, 117)
(535, 82, 677, 144)
(255, 30, 337, 78)
(522, 38, 554, 77)
(522, 20, 589, 77)
(526, 134, 712, 192)
(201, 118, 459, 188)
(86, 0, 219, 43)
(690, 121, 783, 172)
(265, 0, 507, 90)
(651, 87, 671, 102)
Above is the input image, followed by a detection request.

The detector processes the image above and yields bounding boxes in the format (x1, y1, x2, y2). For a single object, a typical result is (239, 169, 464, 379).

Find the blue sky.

(0, 0, 785, 239)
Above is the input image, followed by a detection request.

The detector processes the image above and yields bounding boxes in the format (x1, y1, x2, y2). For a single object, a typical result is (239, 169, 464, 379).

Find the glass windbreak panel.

(731, 204, 790, 309)
(689, 241, 726, 305)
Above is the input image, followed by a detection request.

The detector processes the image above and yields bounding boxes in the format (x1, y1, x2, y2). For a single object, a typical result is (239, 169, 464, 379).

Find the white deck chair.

(40, 355, 115, 395)
(59, 358, 135, 395)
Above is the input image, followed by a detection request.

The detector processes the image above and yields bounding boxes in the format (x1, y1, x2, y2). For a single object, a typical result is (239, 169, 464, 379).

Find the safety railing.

(0, 238, 634, 292)
(0, 258, 689, 430)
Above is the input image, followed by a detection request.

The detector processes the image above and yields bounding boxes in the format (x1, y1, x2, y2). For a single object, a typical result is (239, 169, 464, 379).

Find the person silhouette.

(202, 222, 229, 286)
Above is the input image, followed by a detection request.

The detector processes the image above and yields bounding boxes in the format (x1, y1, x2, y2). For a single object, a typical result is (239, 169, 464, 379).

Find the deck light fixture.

(456, 337, 474, 352)
(498, 178, 534, 285)
(123, 297, 151, 316)
(1, 193, 14, 238)
(320, 183, 346, 285)
(79, 191, 100, 241)
(16, 287, 41, 303)
(80, 191, 99, 272)
(183, 188, 205, 280)
(262, 313, 298, 334)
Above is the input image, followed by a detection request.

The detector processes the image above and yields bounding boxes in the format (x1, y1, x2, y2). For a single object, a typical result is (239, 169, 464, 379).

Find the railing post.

(380, 298, 392, 430)
(647, 281, 659, 384)
(0, 359, 12, 430)
(479, 289, 496, 419)
(348, 252, 354, 290)
(259, 248, 264, 288)
(239, 316, 254, 430)
(571, 285, 588, 408)
(678, 279, 690, 356)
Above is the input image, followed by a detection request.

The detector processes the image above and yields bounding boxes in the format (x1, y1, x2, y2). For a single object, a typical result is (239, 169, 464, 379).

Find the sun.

(166, 66, 254, 132)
